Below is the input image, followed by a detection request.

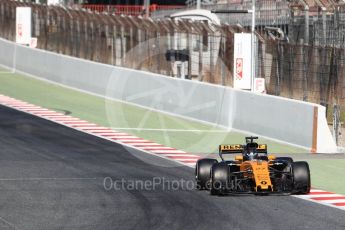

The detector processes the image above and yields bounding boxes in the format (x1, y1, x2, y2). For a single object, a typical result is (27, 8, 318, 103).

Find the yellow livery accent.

(220, 144, 243, 151)
(235, 156, 243, 161)
(240, 161, 273, 191)
(257, 144, 267, 150)
(268, 155, 276, 161)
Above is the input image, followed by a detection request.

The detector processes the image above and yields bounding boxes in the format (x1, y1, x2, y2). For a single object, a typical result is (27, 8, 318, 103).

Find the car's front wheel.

(210, 162, 230, 195)
(292, 161, 311, 194)
(195, 158, 218, 190)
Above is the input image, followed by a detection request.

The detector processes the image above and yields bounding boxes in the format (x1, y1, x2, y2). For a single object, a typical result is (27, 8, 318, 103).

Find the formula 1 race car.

(195, 137, 311, 195)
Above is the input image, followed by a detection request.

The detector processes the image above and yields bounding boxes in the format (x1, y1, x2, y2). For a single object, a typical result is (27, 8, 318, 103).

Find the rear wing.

(219, 144, 244, 154)
(256, 144, 268, 154)
(219, 144, 268, 154)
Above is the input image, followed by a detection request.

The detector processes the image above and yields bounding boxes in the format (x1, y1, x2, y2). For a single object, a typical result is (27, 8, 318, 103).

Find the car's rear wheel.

(195, 158, 218, 190)
(292, 161, 311, 194)
(210, 162, 230, 195)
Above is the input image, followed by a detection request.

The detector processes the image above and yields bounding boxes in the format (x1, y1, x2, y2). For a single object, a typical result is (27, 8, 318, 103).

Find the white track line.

(71, 122, 97, 125)
(110, 127, 230, 133)
(52, 118, 82, 121)
(161, 154, 202, 160)
(120, 139, 152, 143)
(176, 159, 199, 163)
(63, 121, 94, 124)
(43, 115, 69, 117)
(129, 143, 162, 146)
(309, 189, 325, 192)
(298, 194, 344, 198)
(140, 147, 176, 150)
(33, 111, 63, 114)
(151, 150, 187, 154)
(319, 199, 345, 204)
(11, 104, 41, 108)
(91, 132, 130, 136)
(24, 108, 51, 111)
(75, 127, 110, 130)
(74, 126, 103, 129)
(110, 136, 141, 139)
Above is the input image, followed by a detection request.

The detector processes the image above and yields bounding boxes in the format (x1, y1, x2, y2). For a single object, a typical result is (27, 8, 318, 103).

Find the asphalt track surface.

(0, 105, 345, 230)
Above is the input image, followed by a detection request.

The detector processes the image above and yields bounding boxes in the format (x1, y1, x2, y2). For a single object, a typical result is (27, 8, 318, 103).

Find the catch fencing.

(1, 0, 345, 143)
(82, 4, 186, 17)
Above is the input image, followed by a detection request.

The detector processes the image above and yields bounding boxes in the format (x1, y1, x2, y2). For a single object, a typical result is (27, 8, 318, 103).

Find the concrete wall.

(0, 38, 337, 152)
(0, 39, 15, 69)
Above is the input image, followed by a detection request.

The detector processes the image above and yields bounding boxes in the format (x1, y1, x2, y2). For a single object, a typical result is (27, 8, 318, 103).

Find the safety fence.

(1, 0, 345, 143)
(81, 4, 186, 17)
(153, 0, 291, 29)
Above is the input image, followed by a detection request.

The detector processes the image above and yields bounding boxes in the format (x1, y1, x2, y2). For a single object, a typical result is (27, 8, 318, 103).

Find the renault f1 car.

(195, 137, 311, 195)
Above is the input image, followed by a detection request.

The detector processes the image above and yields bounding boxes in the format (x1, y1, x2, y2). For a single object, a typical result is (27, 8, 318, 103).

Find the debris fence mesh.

(1, 0, 345, 108)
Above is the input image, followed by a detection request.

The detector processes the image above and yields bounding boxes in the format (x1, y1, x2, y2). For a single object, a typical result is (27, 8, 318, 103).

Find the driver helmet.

(245, 148, 258, 160)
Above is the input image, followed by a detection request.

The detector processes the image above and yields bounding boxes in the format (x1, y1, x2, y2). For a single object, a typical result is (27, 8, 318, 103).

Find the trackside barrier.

(81, 4, 186, 16)
(0, 38, 337, 152)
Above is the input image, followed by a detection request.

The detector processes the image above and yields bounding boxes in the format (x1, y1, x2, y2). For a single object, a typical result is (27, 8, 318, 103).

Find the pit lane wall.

(0, 38, 337, 152)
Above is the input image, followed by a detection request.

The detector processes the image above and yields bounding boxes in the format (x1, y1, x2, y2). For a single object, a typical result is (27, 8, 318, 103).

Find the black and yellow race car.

(195, 137, 311, 195)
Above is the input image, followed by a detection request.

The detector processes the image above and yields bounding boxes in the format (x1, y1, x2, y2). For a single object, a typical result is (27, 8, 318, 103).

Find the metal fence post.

(275, 43, 281, 96)
(304, 7, 309, 45)
(198, 32, 203, 81)
(333, 103, 340, 145)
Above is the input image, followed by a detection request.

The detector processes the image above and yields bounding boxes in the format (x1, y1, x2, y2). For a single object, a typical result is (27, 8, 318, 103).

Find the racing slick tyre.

(276, 157, 293, 164)
(210, 162, 230, 195)
(195, 158, 218, 190)
(292, 161, 311, 194)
